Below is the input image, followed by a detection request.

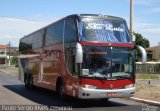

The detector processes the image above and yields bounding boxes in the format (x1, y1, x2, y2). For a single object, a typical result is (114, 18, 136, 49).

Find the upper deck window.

(78, 18, 132, 43)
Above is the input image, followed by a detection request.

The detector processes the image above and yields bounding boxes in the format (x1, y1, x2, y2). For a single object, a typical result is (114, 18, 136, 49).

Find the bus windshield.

(78, 18, 132, 43)
(81, 46, 134, 79)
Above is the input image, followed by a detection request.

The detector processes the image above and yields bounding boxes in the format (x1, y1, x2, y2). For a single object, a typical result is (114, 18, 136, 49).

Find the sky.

(0, 0, 160, 47)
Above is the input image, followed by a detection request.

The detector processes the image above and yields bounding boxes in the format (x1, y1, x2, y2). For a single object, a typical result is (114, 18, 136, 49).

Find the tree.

(11, 56, 18, 65)
(134, 32, 150, 48)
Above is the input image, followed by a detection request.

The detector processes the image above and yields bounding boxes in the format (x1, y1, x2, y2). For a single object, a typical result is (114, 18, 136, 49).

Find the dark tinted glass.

(19, 30, 44, 53)
(64, 18, 77, 42)
(19, 36, 32, 54)
(79, 18, 132, 43)
(32, 30, 44, 49)
(46, 21, 64, 45)
(81, 46, 134, 79)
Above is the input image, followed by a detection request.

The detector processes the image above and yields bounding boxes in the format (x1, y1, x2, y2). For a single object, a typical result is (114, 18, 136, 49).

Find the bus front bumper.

(78, 87, 135, 99)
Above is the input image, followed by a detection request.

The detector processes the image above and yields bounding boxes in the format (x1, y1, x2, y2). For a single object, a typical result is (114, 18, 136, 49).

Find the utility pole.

(8, 42, 11, 66)
(130, 0, 135, 42)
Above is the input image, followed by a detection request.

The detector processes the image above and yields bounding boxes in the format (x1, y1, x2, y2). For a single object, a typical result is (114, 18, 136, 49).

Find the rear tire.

(56, 80, 65, 99)
(24, 74, 33, 89)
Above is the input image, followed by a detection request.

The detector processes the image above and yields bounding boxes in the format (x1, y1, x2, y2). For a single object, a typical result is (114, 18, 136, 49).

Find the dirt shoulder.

(134, 83, 160, 102)
(135, 74, 160, 102)
(0, 66, 18, 76)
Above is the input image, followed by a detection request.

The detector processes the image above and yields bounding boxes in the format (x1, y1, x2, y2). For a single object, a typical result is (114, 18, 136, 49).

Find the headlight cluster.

(81, 84, 97, 89)
(124, 84, 135, 88)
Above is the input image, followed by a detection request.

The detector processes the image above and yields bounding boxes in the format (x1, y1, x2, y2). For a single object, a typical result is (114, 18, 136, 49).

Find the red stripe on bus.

(79, 78, 135, 89)
(79, 42, 134, 47)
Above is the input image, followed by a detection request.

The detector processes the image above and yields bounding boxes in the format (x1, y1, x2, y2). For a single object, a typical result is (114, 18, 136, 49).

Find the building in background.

(136, 43, 160, 74)
(146, 44, 160, 62)
(0, 44, 18, 65)
(0, 45, 7, 64)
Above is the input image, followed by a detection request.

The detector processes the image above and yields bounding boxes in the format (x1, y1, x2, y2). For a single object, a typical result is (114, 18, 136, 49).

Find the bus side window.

(45, 21, 63, 46)
(64, 18, 77, 43)
(64, 17, 78, 76)
(65, 48, 78, 76)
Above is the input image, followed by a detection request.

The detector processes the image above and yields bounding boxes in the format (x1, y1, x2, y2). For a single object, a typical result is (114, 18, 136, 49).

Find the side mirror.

(75, 43, 83, 63)
(136, 45, 147, 64)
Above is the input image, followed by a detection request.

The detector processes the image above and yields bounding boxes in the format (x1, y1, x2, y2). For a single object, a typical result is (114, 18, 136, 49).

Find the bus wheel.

(57, 80, 65, 98)
(25, 74, 33, 89)
(24, 74, 29, 89)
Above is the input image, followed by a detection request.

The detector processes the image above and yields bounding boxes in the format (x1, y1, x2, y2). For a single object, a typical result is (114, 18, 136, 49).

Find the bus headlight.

(81, 84, 97, 89)
(125, 84, 134, 88)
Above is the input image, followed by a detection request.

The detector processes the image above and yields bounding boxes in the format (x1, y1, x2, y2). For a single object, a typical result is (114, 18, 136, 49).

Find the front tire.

(100, 98, 109, 102)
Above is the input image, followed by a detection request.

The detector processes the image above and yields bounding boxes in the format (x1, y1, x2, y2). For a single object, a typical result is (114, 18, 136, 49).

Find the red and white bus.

(19, 14, 146, 99)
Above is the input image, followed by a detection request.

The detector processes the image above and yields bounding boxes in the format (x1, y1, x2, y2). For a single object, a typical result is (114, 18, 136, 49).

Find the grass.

(136, 73, 160, 80)
(0, 66, 18, 76)
(135, 84, 160, 102)
(149, 92, 160, 99)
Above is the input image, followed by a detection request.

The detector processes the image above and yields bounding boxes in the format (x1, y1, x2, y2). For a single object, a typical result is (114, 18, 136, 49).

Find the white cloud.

(134, 22, 160, 46)
(135, 23, 160, 33)
(134, 0, 155, 5)
(149, 7, 160, 13)
(0, 17, 52, 46)
(123, 17, 160, 47)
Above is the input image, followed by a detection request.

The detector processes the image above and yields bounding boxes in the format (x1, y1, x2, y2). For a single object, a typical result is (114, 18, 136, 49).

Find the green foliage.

(11, 56, 18, 65)
(134, 32, 150, 48)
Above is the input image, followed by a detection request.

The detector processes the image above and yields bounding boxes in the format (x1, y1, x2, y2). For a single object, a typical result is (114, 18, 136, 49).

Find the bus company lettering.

(86, 23, 124, 32)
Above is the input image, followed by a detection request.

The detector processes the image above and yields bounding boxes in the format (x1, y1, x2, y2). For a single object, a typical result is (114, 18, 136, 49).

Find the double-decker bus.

(19, 14, 146, 99)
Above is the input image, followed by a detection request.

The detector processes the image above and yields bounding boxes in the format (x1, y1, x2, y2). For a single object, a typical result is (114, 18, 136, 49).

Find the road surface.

(0, 72, 159, 111)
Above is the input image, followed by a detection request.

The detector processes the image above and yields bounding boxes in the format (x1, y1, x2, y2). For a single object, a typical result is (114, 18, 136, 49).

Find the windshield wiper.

(89, 73, 108, 79)
(101, 74, 109, 79)
(113, 75, 131, 79)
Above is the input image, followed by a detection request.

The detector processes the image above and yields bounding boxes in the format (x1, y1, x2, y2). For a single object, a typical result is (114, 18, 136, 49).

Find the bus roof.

(20, 14, 125, 40)
(78, 14, 125, 21)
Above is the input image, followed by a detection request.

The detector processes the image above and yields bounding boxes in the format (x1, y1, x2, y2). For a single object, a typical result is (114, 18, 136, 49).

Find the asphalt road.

(0, 72, 159, 111)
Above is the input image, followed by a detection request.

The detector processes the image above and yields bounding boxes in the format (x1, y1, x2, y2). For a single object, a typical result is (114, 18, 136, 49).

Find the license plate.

(107, 92, 117, 96)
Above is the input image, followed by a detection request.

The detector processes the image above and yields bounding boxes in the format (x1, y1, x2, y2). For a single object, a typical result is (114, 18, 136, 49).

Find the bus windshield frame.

(81, 46, 135, 80)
